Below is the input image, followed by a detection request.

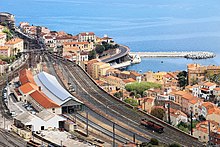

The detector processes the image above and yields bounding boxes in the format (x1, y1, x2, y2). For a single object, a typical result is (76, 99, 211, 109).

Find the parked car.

(10, 111, 16, 117)
(26, 106, 33, 111)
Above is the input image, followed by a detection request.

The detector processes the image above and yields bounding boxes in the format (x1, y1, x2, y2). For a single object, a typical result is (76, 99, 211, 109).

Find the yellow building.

(91, 62, 110, 79)
(153, 72, 167, 81)
(63, 41, 93, 56)
(5, 38, 24, 56)
(100, 75, 125, 89)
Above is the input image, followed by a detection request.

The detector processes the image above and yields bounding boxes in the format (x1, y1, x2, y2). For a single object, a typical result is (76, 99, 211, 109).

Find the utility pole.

(86, 112, 89, 137)
(167, 103, 171, 125)
(208, 121, 211, 146)
(190, 110, 193, 135)
(113, 122, 115, 147)
(133, 133, 136, 144)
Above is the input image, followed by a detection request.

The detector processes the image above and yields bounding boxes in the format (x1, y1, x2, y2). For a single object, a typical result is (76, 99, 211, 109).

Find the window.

(52, 108, 55, 113)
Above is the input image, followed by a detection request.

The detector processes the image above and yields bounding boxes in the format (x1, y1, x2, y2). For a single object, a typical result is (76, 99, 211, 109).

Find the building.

(187, 64, 220, 85)
(19, 69, 36, 85)
(100, 75, 125, 89)
(86, 59, 100, 76)
(14, 110, 66, 132)
(55, 35, 75, 47)
(28, 90, 61, 114)
(0, 46, 10, 57)
(91, 62, 110, 79)
(0, 12, 15, 29)
(169, 108, 187, 126)
(0, 60, 8, 75)
(5, 38, 24, 55)
(18, 82, 39, 102)
(193, 120, 219, 143)
(0, 32, 6, 45)
(63, 41, 93, 54)
(78, 32, 96, 42)
(34, 71, 84, 113)
(200, 81, 216, 100)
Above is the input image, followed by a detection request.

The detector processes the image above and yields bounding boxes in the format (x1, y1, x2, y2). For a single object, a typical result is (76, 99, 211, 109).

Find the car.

(10, 111, 16, 117)
(26, 106, 33, 111)
(31, 111, 36, 115)
(22, 103, 29, 108)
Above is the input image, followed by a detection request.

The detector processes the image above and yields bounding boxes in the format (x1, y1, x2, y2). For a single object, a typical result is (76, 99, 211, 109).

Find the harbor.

(129, 51, 216, 59)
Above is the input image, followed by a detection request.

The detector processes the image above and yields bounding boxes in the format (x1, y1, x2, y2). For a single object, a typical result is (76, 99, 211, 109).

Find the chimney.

(38, 86, 41, 91)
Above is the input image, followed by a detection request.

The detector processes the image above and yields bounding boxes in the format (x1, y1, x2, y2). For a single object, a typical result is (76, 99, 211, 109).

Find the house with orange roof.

(138, 97, 155, 113)
(78, 32, 96, 42)
(200, 102, 216, 118)
(18, 83, 39, 102)
(0, 46, 10, 57)
(200, 81, 216, 100)
(122, 78, 136, 85)
(63, 41, 93, 55)
(86, 58, 100, 76)
(188, 97, 203, 117)
(168, 108, 187, 126)
(5, 38, 24, 55)
(28, 90, 61, 114)
(100, 75, 125, 89)
(19, 69, 36, 85)
(210, 128, 220, 145)
(193, 120, 219, 143)
(130, 71, 142, 82)
(55, 35, 75, 47)
(0, 32, 6, 46)
(206, 106, 220, 123)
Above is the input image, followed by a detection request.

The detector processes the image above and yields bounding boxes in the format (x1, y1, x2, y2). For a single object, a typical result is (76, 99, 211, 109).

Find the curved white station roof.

(34, 71, 82, 105)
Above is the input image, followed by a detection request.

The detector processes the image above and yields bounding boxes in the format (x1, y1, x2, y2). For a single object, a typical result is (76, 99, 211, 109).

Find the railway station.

(33, 71, 84, 113)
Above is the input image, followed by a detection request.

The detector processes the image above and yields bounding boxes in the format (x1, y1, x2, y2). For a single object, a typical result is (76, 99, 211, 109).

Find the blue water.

(1, 0, 220, 72)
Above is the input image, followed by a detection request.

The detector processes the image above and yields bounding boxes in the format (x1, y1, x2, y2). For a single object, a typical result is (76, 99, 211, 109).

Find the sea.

(1, 0, 220, 73)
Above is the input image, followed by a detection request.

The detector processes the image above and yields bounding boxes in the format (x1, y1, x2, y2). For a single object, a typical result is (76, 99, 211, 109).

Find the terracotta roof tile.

(5, 38, 23, 45)
(19, 69, 36, 85)
(19, 83, 38, 94)
(30, 90, 60, 109)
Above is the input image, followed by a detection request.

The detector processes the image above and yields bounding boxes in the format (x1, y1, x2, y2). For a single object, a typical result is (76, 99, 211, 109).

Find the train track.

(48, 53, 202, 146)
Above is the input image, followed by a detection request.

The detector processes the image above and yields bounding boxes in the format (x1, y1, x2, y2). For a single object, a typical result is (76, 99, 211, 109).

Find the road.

(101, 45, 129, 63)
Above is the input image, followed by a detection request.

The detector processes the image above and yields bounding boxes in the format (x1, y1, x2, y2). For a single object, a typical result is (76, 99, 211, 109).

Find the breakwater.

(129, 51, 216, 59)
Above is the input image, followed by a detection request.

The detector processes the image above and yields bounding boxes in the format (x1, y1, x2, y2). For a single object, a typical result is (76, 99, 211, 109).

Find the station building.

(33, 71, 84, 113)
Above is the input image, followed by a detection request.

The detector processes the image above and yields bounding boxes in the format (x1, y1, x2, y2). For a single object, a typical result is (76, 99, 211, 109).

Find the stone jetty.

(129, 51, 216, 59)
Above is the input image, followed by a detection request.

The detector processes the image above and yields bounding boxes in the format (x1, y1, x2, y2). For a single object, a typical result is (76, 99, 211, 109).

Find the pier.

(129, 51, 216, 59)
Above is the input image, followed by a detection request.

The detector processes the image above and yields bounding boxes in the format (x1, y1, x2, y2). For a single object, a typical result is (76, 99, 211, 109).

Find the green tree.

(177, 71, 187, 87)
(88, 50, 96, 60)
(114, 91, 123, 98)
(2, 28, 13, 41)
(150, 108, 165, 120)
(95, 44, 105, 54)
(125, 82, 161, 96)
(149, 138, 159, 145)
(124, 98, 138, 106)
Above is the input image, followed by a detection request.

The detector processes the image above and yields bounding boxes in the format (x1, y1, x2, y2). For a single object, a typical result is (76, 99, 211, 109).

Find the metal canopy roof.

(34, 72, 83, 105)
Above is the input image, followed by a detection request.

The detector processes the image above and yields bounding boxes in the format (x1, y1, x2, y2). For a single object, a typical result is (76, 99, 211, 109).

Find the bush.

(149, 138, 159, 145)
(124, 98, 138, 106)
(125, 82, 161, 96)
(150, 108, 165, 120)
